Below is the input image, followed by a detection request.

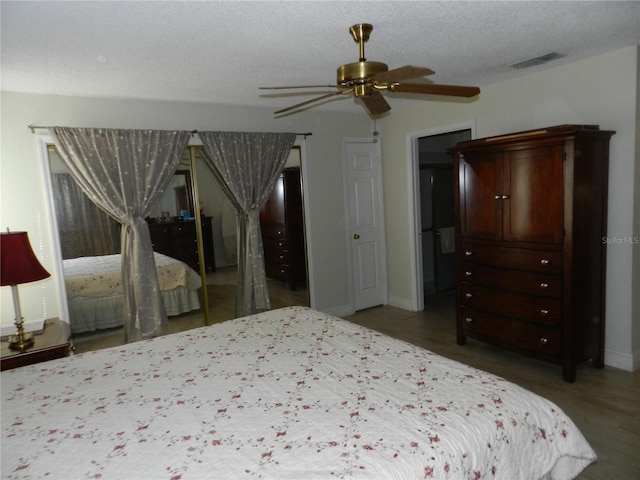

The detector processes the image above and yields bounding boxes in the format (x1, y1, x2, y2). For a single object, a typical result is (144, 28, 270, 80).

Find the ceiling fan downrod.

(349, 23, 372, 61)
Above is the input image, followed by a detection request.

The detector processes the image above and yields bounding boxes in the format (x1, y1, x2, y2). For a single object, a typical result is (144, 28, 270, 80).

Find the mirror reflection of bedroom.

(47, 145, 310, 353)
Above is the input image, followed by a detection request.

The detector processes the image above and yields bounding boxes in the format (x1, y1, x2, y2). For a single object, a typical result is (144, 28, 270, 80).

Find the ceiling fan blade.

(273, 90, 347, 114)
(260, 85, 340, 90)
(372, 65, 435, 84)
(361, 90, 391, 115)
(390, 83, 480, 97)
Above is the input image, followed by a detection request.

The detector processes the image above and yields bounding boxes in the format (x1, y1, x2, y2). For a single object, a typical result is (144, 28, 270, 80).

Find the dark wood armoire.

(260, 167, 307, 290)
(449, 125, 615, 382)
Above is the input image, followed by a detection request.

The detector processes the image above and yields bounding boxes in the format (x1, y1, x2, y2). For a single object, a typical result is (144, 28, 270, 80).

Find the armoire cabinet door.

(503, 145, 564, 244)
(261, 175, 286, 224)
(458, 152, 503, 240)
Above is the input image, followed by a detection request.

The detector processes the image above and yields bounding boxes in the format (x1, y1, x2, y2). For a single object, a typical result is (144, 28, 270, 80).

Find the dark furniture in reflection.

(148, 217, 215, 272)
(260, 167, 307, 290)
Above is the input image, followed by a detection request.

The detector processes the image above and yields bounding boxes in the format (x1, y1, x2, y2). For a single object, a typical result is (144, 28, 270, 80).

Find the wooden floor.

(74, 273, 639, 479)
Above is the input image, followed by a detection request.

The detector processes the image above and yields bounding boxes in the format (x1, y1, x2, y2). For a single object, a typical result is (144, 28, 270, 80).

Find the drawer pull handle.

(540, 337, 549, 345)
(540, 259, 550, 265)
(465, 293, 473, 298)
(540, 309, 549, 316)
(464, 251, 473, 256)
(494, 194, 502, 200)
(540, 283, 549, 289)
(465, 271, 472, 277)
(465, 317, 473, 324)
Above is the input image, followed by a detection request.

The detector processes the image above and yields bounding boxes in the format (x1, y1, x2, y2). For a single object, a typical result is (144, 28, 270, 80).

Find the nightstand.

(1, 318, 73, 371)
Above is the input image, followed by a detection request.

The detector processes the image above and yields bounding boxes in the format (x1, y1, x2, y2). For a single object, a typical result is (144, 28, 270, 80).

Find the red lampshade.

(1, 231, 51, 286)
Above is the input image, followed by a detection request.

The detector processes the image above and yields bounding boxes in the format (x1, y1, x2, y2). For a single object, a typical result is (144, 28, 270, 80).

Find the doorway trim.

(37, 134, 70, 325)
(405, 120, 476, 311)
(294, 138, 315, 309)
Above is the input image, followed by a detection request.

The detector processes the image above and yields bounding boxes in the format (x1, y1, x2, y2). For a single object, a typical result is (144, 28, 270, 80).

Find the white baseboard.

(388, 295, 416, 312)
(604, 347, 640, 372)
(321, 304, 354, 318)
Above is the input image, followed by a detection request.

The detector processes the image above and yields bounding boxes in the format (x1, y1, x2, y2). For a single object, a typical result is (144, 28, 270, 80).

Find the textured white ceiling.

(1, 1, 639, 114)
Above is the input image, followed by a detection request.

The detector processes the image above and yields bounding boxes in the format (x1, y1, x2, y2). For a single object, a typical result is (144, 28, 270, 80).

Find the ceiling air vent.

(509, 52, 566, 69)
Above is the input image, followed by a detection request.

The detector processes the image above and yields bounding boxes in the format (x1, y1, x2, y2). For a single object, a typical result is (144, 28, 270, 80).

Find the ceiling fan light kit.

(261, 23, 480, 116)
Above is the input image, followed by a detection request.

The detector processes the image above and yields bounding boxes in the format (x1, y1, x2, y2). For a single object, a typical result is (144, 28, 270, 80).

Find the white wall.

(0, 93, 373, 329)
(379, 46, 639, 371)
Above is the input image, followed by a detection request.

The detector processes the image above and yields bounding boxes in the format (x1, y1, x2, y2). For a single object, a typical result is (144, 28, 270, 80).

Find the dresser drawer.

(171, 223, 196, 237)
(265, 249, 289, 265)
(265, 263, 289, 281)
(173, 237, 198, 250)
(261, 223, 287, 238)
(460, 283, 561, 326)
(460, 307, 561, 357)
(461, 263, 561, 298)
(150, 239, 172, 254)
(263, 237, 288, 250)
(461, 243, 562, 273)
(148, 224, 171, 236)
(148, 225, 172, 252)
(173, 252, 200, 270)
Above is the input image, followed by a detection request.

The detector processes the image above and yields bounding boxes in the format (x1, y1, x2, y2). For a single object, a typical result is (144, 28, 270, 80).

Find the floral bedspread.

(1, 306, 595, 480)
(63, 252, 201, 297)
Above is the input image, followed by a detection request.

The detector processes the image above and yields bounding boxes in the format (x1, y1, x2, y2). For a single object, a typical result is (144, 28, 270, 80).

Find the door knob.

(353, 234, 360, 240)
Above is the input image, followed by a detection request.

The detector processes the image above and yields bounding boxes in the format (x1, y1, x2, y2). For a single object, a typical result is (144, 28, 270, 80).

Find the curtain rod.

(28, 125, 312, 138)
(189, 130, 312, 138)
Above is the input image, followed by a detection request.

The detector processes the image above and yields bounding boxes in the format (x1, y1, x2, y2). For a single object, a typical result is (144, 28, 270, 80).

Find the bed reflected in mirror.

(46, 147, 207, 342)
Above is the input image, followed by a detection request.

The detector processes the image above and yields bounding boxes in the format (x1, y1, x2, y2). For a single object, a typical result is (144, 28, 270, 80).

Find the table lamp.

(1, 230, 51, 350)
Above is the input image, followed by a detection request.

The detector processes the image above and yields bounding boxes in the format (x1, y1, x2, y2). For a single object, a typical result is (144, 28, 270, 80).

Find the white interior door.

(345, 139, 386, 311)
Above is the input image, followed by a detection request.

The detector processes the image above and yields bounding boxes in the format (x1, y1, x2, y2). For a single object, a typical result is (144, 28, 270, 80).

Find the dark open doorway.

(418, 129, 471, 299)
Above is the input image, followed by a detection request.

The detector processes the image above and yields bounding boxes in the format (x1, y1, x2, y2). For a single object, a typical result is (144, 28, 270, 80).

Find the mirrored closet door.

(45, 143, 309, 349)
(46, 145, 211, 343)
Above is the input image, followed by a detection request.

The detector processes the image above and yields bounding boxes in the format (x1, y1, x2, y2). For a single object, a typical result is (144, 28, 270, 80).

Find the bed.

(63, 252, 202, 333)
(1, 306, 595, 479)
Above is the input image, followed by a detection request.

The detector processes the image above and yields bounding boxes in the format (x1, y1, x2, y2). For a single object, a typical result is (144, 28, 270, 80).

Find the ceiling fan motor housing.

(337, 61, 388, 96)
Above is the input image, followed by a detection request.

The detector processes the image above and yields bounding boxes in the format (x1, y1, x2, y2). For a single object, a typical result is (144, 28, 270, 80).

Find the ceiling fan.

(260, 23, 480, 116)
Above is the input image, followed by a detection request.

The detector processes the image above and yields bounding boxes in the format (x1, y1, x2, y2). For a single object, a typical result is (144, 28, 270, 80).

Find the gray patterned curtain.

(48, 127, 191, 342)
(197, 131, 296, 317)
(51, 173, 121, 259)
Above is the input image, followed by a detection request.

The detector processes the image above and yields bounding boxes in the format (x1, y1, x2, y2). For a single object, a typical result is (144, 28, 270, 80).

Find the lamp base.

(8, 329, 35, 351)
